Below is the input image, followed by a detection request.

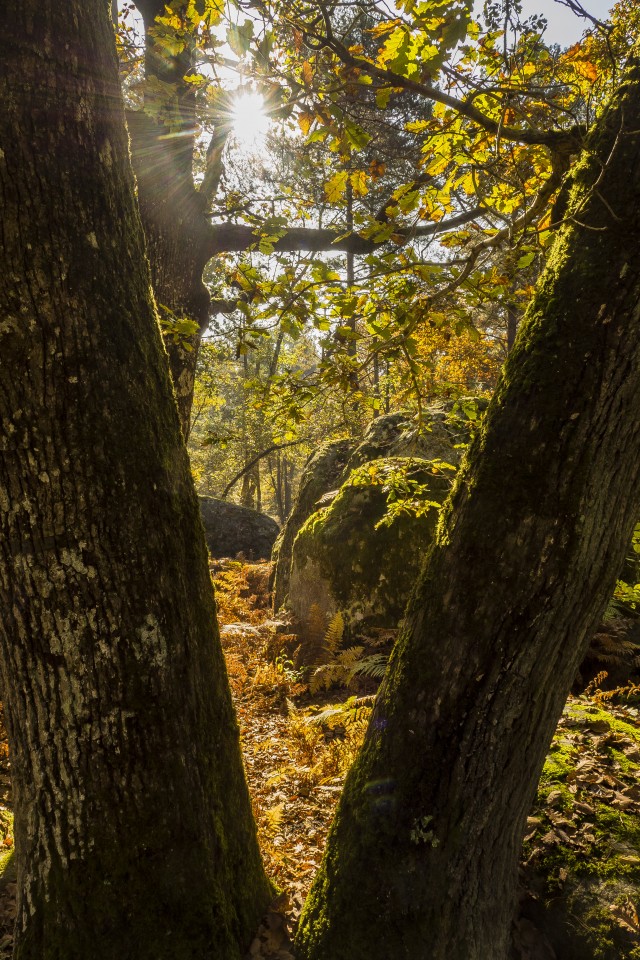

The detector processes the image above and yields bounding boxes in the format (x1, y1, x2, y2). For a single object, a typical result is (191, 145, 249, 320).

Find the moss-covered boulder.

(344, 403, 479, 474)
(272, 401, 485, 612)
(272, 438, 355, 611)
(288, 457, 452, 635)
(520, 697, 640, 959)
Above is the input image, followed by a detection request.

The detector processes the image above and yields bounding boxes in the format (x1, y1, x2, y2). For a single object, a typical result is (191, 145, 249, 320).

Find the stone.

(288, 456, 453, 636)
(199, 496, 279, 560)
(271, 438, 354, 610)
(273, 401, 485, 614)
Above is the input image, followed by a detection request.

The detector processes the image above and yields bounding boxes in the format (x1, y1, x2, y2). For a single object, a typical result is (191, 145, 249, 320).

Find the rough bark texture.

(0, 4, 271, 958)
(295, 61, 640, 960)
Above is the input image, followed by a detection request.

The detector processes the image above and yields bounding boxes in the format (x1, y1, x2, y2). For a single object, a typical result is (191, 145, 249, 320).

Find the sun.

(231, 91, 269, 147)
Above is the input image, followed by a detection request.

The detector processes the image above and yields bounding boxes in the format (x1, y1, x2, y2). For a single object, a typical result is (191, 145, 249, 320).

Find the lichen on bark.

(0, 3, 271, 957)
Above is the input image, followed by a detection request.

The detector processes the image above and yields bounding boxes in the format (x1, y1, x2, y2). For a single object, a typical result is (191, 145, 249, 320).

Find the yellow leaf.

(325, 169, 349, 203)
(573, 59, 598, 83)
(302, 60, 313, 86)
(378, 26, 407, 66)
(349, 170, 368, 197)
(370, 19, 400, 38)
(298, 112, 314, 136)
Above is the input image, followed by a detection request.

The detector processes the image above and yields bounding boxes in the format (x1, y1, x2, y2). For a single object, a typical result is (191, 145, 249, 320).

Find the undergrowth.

(213, 559, 640, 957)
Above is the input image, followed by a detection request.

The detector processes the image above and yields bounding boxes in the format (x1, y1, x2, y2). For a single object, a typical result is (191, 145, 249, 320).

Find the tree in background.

(0, 3, 271, 957)
(115, 0, 637, 435)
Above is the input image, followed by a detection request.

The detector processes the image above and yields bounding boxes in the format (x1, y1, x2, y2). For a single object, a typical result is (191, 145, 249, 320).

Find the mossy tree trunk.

(127, 102, 214, 440)
(295, 61, 640, 960)
(0, 4, 271, 958)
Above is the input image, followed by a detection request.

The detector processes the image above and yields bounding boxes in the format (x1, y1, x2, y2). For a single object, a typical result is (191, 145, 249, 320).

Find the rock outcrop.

(288, 456, 453, 634)
(271, 439, 353, 610)
(199, 496, 279, 560)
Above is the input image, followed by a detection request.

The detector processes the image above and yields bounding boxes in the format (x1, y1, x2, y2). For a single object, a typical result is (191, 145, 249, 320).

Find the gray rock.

(271, 438, 354, 610)
(273, 402, 485, 613)
(288, 456, 453, 637)
(199, 496, 279, 560)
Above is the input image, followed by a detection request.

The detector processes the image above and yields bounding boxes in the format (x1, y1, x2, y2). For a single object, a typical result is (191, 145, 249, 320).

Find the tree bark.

(295, 60, 640, 960)
(0, 4, 271, 958)
(126, 101, 215, 439)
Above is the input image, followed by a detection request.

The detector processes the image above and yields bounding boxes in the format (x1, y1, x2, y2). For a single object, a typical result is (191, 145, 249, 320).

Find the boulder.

(271, 438, 354, 610)
(288, 456, 452, 635)
(345, 407, 464, 473)
(199, 496, 279, 560)
(273, 401, 485, 612)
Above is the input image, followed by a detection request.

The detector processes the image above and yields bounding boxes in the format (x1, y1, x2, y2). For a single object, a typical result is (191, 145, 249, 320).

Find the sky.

(517, 0, 613, 45)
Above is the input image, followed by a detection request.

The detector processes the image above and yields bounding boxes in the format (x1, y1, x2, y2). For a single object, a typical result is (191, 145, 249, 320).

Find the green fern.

(308, 695, 376, 727)
(349, 653, 388, 681)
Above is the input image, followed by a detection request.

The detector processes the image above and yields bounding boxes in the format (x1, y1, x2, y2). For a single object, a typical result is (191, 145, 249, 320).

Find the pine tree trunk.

(295, 61, 640, 960)
(0, 4, 271, 958)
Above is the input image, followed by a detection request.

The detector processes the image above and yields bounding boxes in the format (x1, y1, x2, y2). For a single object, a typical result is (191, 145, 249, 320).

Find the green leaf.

(344, 120, 372, 151)
(376, 87, 394, 109)
(203, 0, 224, 25)
(227, 20, 254, 58)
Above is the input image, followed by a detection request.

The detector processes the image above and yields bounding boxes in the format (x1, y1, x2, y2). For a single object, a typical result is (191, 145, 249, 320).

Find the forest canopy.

(112, 0, 638, 511)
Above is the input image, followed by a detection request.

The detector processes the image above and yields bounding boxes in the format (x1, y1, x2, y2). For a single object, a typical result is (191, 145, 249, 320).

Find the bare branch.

(220, 439, 308, 499)
(555, 0, 611, 32)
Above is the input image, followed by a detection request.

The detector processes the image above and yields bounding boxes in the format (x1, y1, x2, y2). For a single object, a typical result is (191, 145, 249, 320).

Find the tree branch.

(220, 439, 308, 499)
(207, 223, 377, 255)
(199, 125, 233, 208)
(306, 28, 586, 149)
(134, 0, 167, 29)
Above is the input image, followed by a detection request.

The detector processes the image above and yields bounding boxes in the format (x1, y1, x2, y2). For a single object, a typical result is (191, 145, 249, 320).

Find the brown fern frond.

(307, 603, 328, 647)
(323, 612, 345, 658)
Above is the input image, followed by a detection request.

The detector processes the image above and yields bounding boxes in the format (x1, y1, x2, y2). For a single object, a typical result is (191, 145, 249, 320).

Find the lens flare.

(231, 91, 269, 146)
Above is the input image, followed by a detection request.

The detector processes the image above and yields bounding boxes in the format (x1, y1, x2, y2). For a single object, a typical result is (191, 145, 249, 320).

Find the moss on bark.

(296, 60, 640, 960)
(0, 3, 272, 957)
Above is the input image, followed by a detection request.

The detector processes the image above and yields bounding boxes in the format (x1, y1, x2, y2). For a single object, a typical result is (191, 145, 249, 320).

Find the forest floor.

(214, 561, 640, 960)
(213, 559, 370, 960)
(0, 560, 639, 958)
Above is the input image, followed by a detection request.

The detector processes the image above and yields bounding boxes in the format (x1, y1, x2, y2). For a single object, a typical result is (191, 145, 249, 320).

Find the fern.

(308, 695, 376, 727)
(309, 645, 364, 694)
(299, 603, 330, 667)
(349, 652, 388, 680)
(307, 603, 328, 648)
(309, 618, 392, 693)
(323, 611, 345, 659)
(587, 619, 640, 670)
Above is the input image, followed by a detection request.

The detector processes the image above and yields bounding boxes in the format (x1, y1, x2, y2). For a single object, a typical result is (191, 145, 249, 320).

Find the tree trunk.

(506, 301, 519, 352)
(0, 4, 271, 958)
(126, 108, 213, 440)
(295, 61, 640, 960)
